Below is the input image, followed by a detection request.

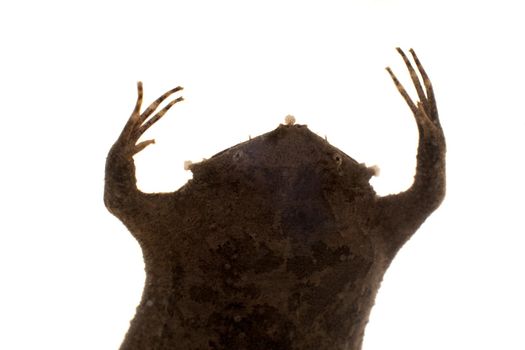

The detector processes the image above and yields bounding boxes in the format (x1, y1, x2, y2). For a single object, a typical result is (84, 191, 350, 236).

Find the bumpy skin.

(104, 49, 445, 350)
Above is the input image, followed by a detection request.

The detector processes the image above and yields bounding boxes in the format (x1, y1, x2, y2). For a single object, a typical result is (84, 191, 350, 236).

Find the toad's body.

(104, 49, 446, 350)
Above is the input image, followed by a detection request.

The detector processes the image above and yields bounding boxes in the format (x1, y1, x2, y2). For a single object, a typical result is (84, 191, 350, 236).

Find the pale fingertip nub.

(369, 165, 380, 177)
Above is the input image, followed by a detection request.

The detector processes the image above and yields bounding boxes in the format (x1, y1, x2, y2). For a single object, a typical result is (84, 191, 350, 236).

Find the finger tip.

(137, 82, 144, 93)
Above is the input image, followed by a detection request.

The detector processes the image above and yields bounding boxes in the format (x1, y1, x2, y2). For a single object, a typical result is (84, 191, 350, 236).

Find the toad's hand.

(112, 82, 184, 158)
(386, 48, 445, 147)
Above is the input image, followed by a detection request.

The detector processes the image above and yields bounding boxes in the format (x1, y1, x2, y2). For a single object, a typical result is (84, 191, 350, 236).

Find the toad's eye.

(333, 153, 343, 166)
(233, 150, 243, 161)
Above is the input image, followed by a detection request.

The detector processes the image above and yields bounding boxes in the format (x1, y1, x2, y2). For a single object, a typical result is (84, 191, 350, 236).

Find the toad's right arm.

(104, 82, 183, 245)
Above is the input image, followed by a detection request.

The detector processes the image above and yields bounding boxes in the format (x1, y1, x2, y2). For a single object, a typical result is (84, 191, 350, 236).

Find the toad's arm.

(374, 49, 446, 257)
(104, 82, 183, 244)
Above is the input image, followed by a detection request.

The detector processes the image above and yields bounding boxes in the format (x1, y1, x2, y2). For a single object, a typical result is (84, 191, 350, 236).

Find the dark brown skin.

(104, 48, 445, 350)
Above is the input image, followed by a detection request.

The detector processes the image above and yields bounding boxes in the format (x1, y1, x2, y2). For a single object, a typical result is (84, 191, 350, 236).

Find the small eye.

(233, 150, 243, 161)
(333, 153, 343, 166)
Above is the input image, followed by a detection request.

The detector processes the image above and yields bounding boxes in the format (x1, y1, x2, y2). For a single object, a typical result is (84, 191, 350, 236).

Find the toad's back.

(120, 125, 388, 350)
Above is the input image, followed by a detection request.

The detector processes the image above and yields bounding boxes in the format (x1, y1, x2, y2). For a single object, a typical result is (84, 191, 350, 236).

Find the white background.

(1, 1, 524, 349)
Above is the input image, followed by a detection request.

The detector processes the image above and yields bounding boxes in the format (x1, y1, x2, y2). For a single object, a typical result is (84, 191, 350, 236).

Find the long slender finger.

(134, 139, 155, 155)
(409, 49, 439, 121)
(122, 82, 144, 134)
(133, 82, 144, 118)
(137, 96, 184, 137)
(386, 67, 418, 114)
(396, 48, 428, 111)
(138, 86, 184, 125)
(415, 102, 433, 129)
(415, 102, 441, 140)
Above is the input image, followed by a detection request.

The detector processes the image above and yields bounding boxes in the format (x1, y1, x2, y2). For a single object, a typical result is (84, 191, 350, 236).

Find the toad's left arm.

(373, 49, 446, 257)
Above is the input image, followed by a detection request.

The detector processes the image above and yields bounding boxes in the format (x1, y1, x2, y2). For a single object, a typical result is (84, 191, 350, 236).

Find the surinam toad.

(104, 48, 446, 350)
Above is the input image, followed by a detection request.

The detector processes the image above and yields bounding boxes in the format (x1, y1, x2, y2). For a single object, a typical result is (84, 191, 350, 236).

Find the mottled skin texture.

(104, 49, 445, 350)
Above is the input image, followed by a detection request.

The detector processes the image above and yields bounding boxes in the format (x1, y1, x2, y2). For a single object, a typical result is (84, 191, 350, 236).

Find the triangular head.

(104, 48, 445, 350)
(189, 123, 378, 197)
